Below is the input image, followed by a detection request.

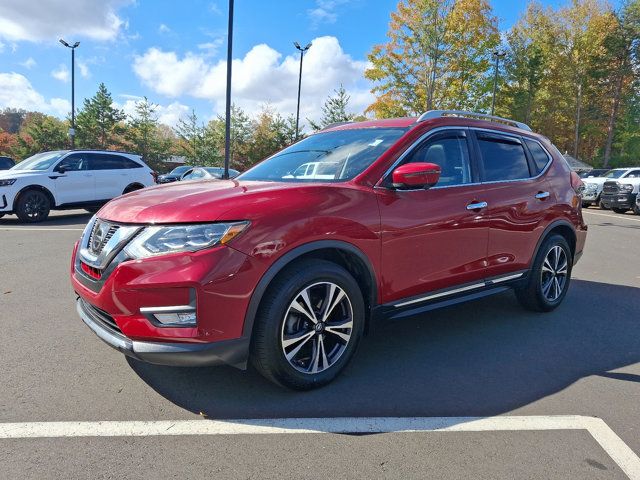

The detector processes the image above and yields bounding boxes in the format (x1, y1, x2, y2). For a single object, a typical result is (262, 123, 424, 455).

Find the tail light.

(570, 171, 584, 195)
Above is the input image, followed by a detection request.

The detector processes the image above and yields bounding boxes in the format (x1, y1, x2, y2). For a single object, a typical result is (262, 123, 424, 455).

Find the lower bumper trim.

(76, 298, 249, 369)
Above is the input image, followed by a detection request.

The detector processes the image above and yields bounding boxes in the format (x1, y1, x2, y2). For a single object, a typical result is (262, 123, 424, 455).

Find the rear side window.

(524, 139, 551, 175)
(90, 154, 142, 170)
(477, 133, 530, 182)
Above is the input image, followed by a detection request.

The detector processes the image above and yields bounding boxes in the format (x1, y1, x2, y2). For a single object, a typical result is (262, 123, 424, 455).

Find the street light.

(490, 50, 506, 116)
(294, 41, 311, 140)
(59, 38, 80, 148)
(223, 0, 234, 180)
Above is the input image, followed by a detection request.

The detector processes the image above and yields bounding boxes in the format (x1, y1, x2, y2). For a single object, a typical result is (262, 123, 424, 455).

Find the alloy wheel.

(23, 192, 47, 220)
(540, 245, 568, 302)
(280, 282, 353, 374)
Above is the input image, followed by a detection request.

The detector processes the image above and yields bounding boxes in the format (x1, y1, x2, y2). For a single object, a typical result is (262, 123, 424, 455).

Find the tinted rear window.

(524, 139, 550, 175)
(477, 135, 530, 182)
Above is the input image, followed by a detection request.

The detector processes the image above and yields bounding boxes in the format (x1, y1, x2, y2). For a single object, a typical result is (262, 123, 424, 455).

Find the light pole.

(491, 50, 506, 116)
(294, 41, 311, 140)
(59, 39, 80, 148)
(223, 0, 235, 180)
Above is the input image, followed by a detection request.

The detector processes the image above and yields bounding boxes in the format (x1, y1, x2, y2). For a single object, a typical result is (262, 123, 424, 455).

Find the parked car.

(581, 167, 640, 209)
(283, 161, 341, 180)
(635, 191, 640, 215)
(180, 166, 240, 181)
(0, 150, 155, 222)
(157, 166, 192, 184)
(0, 156, 15, 170)
(600, 176, 640, 213)
(579, 169, 609, 178)
(71, 110, 587, 390)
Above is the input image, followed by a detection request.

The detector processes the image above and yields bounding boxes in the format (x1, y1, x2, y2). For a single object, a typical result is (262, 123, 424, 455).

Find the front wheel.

(599, 199, 609, 210)
(633, 203, 640, 215)
(251, 259, 365, 390)
(516, 234, 572, 312)
(612, 207, 628, 214)
(15, 189, 50, 223)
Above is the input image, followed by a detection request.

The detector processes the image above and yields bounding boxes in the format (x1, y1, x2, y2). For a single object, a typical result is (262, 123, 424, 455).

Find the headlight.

(124, 221, 249, 259)
(0, 179, 17, 186)
(620, 183, 634, 192)
(584, 183, 597, 191)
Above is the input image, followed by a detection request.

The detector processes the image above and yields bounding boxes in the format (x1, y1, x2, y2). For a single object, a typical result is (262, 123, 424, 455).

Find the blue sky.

(0, 0, 621, 127)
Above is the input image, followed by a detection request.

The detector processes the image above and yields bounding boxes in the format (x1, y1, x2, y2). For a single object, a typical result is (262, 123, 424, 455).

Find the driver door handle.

(466, 201, 488, 210)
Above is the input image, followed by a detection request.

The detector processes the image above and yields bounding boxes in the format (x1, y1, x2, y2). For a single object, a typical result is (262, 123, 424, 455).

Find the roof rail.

(417, 110, 531, 131)
(320, 121, 354, 131)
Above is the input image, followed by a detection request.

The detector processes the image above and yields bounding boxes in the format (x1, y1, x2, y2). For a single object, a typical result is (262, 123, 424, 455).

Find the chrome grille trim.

(78, 217, 141, 270)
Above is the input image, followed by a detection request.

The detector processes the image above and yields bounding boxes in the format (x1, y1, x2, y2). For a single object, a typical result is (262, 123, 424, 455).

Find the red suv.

(71, 110, 587, 390)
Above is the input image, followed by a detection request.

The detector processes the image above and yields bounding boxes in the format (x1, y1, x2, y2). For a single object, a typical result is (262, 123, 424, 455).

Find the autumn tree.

(247, 105, 297, 163)
(76, 83, 126, 149)
(11, 113, 68, 159)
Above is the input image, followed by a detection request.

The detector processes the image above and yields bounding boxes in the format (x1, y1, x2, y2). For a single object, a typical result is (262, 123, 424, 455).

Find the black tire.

(123, 184, 143, 195)
(633, 203, 640, 215)
(0, 213, 4, 219)
(581, 202, 590, 209)
(599, 199, 609, 210)
(251, 259, 365, 390)
(515, 234, 572, 312)
(15, 189, 50, 223)
(612, 207, 628, 214)
(85, 207, 101, 214)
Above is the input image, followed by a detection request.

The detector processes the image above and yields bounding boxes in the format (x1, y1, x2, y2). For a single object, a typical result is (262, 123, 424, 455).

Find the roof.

(322, 117, 417, 131)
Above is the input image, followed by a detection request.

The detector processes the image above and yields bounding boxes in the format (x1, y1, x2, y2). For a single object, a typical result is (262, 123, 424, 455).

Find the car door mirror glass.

(392, 162, 441, 190)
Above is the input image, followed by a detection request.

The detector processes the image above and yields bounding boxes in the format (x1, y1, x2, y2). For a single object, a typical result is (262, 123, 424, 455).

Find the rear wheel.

(123, 184, 143, 195)
(612, 207, 628, 214)
(251, 259, 365, 390)
(598, 199, 609, 210)
(516, 234, 572, 312)
(15, 189, 50, 223)
(633, 203, 640, 215)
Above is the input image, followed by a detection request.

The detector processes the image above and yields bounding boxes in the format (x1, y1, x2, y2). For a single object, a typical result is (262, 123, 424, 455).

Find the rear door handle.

(535, 191, 550, 199)
(466, 201, 488, 210)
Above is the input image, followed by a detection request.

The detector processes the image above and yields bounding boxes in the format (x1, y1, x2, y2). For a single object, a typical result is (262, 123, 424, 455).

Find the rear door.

(473, 130, 553, 279)
(376, 128, 490, 304)
(52, 153, 95, 204)
(91, 154, 142, 200)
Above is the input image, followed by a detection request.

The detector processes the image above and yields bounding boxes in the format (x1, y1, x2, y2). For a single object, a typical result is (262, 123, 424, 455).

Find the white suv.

(0, 150, 155, 222)
(581, 167, 640, 209)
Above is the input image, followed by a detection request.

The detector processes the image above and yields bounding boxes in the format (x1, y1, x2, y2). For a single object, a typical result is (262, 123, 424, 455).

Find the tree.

(247, 105, 297, 164)
(208, 104, 253, 170)
(76, 83, 126, 149)
(365, 0, 498, 117)
(308, 84, 356, 131)
(0, 108, 28, 134)
(174, 110, 218, 165)
(0, 130, 17, 156)
(124, 97, 172, 170)
(11, 113, 68, 159)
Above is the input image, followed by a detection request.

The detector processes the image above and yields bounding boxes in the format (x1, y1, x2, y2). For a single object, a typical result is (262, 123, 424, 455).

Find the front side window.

(625, 170, 640, 178)
(401, 132, 472, 187)
(477, 133, 530, 182)
(239, 127, 408, 183)
(604, 170, 626, 179)
(56, 153, 89, 172)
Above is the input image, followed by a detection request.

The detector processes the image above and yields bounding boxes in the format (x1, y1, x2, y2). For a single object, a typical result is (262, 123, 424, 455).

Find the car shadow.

(0, 211, 92, 226)
(128, 279, 640, 420)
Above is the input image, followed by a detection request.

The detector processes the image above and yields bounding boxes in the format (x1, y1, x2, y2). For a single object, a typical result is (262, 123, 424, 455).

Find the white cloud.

(198, 39, 223, 57)
(158, 24, 171, 34)
(78, 60, 91, 78)
(308, 0, 351, 26)
(117, 97, 190, 127)
(20, 57, 37, 69)
(51, 64, 70, 83)
(132, 36, 373, 122)
(0, 0, 131, 42)
(209, 3, 222, 15)
(0, 72, 70, 116)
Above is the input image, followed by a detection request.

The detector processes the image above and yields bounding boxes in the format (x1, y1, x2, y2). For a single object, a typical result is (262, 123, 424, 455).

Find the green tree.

(174, 110, 218, 165)
(247, 105, 297, 164)
(11, 113, 68, 159)
(124, 97, 172, 170)
(308, 84, 356, 131)
(76, 83, 126, 149)
(208, 104, 253, 170)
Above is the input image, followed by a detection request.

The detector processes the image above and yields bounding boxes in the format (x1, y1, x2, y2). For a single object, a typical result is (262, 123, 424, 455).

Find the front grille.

(79, 299, 122, 335)
(603, 181, 619, 195)
(88, 221, 120, 256)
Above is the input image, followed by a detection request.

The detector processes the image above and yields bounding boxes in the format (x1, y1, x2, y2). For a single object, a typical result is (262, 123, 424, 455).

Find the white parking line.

(583, 210, 640, 223)
(0, 227, 83, 232)
(0, 416, 638, 479)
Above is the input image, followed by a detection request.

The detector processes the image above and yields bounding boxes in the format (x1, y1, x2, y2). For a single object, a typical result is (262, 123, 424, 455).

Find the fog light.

(140, 306, 196, 327)
(154, 312, 196, 325)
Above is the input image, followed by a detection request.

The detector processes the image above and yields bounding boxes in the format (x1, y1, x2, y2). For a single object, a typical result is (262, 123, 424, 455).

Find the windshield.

(169, 166, 191, 175)
(604, 170, 626, 179)
(12, 151, 67, 171)
(239, 128, 408, 183)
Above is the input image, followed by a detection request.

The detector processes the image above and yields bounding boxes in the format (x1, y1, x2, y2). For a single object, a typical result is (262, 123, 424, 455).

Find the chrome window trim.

(376, 126, 553, 192)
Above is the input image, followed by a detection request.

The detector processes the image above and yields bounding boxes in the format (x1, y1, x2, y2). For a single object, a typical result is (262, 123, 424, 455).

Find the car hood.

(0, 169, 45, 179)
(98, 180, 310, 224)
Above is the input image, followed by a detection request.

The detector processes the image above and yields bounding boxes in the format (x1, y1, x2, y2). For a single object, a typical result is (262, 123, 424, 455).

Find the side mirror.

(392, 162, 441, 190)
(56, 164, 67, 174)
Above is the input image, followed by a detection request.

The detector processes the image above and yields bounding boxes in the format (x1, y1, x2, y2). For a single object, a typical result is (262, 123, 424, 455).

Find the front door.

(376, 128, 489, 304)
(52, 153, 95, 204)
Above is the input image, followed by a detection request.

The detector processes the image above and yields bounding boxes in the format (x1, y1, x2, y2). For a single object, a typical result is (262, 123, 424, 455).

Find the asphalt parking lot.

(1, 208, 639, 479)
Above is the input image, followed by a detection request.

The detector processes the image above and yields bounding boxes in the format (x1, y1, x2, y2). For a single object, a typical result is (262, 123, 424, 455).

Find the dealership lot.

(1, 209, 639, 479)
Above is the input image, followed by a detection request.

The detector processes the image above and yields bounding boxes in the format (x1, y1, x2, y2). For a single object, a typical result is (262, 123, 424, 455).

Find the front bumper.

(77, 298, 249, 368)
(601, 192, 636, 209)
